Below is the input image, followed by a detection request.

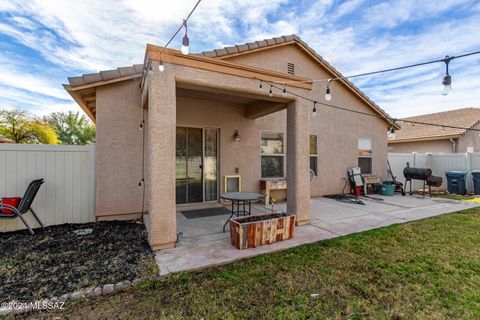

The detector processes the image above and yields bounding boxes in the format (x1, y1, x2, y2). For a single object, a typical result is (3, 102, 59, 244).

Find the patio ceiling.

(176, 84, 290, 119)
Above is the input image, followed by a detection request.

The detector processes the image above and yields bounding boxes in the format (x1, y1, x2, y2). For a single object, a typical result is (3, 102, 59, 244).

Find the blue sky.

(0, 0, 479, 118)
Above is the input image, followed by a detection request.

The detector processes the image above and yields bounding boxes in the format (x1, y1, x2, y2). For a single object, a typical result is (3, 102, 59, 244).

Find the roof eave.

(388, 134, 461, 143)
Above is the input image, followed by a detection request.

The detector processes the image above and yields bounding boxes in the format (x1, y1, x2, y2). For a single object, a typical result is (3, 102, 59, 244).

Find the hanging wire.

(261, 79, 480, 132)
(143, 0, 202, 72)
(270, 50, 480, 85)
(139, 0, 203, 216)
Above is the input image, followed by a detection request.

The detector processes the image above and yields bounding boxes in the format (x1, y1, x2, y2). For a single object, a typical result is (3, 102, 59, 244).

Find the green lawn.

(22, 207, 480, 320)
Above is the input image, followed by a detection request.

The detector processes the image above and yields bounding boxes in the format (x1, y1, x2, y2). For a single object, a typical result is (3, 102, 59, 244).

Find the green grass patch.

(25, 207, 480, 320)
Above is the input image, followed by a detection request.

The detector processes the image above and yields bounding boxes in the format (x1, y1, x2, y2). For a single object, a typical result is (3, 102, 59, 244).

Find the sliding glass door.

(176, 127, 218, 204)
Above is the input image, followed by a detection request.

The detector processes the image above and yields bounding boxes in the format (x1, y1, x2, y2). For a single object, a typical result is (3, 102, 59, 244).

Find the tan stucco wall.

(94, 43, 390, 223)
(177, 97, 280, 194)
(95, 79, 144, 217)
(388, 139, 455, 153)
(225, 44, 389, 195)
(457, 122, 480, 152)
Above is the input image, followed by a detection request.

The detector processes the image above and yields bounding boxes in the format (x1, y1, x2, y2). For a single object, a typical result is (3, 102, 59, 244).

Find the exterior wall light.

(233, 130, 241, 142)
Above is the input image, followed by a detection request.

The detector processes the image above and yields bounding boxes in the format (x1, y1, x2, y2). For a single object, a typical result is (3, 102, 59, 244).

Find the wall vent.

(287, 63, 295, 75)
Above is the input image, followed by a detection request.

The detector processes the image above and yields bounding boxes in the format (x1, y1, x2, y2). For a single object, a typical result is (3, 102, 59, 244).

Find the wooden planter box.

(229, 213, 295, 250)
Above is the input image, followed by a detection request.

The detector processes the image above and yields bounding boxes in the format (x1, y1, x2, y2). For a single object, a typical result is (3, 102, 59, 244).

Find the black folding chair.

(0, 179, 45, 235)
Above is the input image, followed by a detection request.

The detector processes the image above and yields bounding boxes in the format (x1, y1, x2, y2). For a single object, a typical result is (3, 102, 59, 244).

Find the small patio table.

(220, 192, 264, 232)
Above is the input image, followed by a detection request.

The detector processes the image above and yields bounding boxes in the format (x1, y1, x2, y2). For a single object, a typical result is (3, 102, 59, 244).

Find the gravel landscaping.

(0, 220, 157, 303)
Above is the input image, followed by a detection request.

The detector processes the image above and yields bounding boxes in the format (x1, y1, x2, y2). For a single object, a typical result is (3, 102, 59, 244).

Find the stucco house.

(388, 108, 480, 153)
(64, 35, 395, 251)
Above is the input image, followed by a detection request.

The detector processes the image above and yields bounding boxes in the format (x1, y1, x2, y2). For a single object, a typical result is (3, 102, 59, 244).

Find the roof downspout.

(450, 138, 456, 153)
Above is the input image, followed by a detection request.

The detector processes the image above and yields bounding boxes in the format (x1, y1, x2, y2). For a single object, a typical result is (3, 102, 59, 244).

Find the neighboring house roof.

(200, 35, 395, 127)
(64, 34, 395, 128)
(0, 135, 14, 143)
(389, 108, 480, 143)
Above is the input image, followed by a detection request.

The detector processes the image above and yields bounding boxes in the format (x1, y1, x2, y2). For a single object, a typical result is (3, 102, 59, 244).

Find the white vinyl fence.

(0, 144, 95, 232)
(388, 152, 480, 193)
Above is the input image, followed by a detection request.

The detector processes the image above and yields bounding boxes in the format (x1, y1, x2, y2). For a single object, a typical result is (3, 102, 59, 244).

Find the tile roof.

(391, 108, 480, 142)
(64, 34, 395, 127)
(67, 64, 143, 87)
(200, 35, 299, 58)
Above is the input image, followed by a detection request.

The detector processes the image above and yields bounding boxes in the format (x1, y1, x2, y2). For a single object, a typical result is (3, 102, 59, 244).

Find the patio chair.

(0, 179, 45, 235)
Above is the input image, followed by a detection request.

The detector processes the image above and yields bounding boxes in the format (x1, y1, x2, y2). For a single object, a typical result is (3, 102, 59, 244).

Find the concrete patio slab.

(155, 195, 480, 276)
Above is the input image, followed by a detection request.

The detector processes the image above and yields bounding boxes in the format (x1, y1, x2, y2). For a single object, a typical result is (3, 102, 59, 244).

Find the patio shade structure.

(141, 46, 313, 250)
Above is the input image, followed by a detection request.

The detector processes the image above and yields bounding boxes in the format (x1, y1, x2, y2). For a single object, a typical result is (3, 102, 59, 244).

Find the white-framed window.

(358, 138, 372, 174)
(261, 132, 284, 178)
(310, 135, 318, 176)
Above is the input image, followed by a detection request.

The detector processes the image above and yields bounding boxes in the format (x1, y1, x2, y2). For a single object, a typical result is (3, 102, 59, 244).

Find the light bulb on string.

(441, 56, 452, 95)
(325, 79, 332, 101)
(312, 101, 317, 117)
(269, 85, 273, 97)
(159, 61, 165, 72)
(388, 127, 396, 139)
(283, 83, 287, 96)
(180, 20, 189, 55)
(259, 80, 263, 89)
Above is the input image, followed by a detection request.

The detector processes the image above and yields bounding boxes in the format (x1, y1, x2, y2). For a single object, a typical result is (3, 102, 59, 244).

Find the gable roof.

(200, 35, 395, 127)
(390, 108, 480, 143)
(64, 35, 395, 128)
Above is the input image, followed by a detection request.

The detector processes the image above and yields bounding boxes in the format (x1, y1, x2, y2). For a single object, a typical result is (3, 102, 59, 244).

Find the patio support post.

(147, 61, 177, 250)
(286, 99, 310, 225)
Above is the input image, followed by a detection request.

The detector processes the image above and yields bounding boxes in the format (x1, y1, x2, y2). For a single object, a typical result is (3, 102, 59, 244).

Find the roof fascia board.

(145, 46, 312, 90)
(388, 134, 461, 143)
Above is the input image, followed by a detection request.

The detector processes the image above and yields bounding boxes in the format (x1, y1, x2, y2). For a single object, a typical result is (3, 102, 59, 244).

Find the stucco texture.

(389, 139, 455, 153)
(93, 43, 390, 250)
(225, 44, 389, 195)
(95, 79, 144, 218)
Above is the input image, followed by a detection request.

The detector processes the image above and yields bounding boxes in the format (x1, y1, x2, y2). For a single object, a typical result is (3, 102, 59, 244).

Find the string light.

(180, 19, 190, 55)
(388, 127, 396, 139)
(269, 85, 273, 97)
(325, 79, 332, 101)
(259, 80, 263, 89)
(441, 55, 452, 95)
(258, 78, 480, 133)
(265, 50, 480, 97)
(283, 83, 287, 96)
(142, 0, 202, 79)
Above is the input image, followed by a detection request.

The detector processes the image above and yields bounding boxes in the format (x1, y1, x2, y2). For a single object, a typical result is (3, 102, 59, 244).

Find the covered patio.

(143, 45, 314, 250)
(153, 195, 480, 276)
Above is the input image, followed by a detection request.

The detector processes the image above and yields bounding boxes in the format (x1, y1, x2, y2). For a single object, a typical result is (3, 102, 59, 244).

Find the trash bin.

(379, 184, 395, 196)
(445, 171, 468, 195)
(471, 171, 480, 195)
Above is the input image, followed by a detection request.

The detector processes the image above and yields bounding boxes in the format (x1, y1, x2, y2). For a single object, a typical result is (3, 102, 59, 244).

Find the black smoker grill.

(403, 162, 442, 197)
